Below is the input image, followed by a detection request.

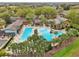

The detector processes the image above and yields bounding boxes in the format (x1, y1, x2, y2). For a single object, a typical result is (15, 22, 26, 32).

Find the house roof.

(54, 15, 68, 24)
(0, 30, 5, 36)
(5, 20, 23, 31)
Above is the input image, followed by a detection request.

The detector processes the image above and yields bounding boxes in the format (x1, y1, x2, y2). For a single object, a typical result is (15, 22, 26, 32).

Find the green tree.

(60, 4, 70, 10)
(0, 50, 9, 57)
(16, 8, 26, 17)
(67, 28, 79, 37)
(0, 18, 6, 29)
(35, 7, 42, 16)
(25, 13, 35, 20)
(67, 9, 79, 24)
(0, 12, 11, 24)
(60, 34, 69, 40)
(42, 6, 57, 19)
(9, 29, 52, 56)
(16, 7, 35, 18)
(26, 29, 51, 56)
(39, 15, 47, 24)
(35, 6, 57, 19)
(0, 7, 7, 13)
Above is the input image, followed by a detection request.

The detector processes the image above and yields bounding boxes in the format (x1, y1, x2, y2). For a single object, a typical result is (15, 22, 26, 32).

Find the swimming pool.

(39, 28, 63, 41)
(20, 27, 33, 42)
(20, 27, 63, 42)
(55, 31, 63, 37)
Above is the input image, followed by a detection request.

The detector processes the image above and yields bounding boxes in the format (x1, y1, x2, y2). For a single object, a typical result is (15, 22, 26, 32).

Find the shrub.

(0, 50, 9, 57)
(60, 34, 69, 40)
(9, 29, 52, 56)
(71, 24, 79, 30)
(67, 28, 79, 37)
(67, 9, 79, 25)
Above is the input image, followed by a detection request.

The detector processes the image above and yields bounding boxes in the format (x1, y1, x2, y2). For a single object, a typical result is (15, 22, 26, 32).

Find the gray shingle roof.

(5, 20, 23, 31)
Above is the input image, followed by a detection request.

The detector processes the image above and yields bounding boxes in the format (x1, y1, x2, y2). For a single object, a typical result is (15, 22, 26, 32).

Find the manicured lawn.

(53, 37, 79, 57)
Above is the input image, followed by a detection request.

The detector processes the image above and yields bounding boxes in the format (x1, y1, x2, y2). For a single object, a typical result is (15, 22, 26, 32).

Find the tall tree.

(0, 18, 6, 29)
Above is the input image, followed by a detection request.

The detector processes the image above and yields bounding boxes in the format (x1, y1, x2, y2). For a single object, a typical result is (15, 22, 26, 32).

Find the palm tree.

(25, 29, 51, 56)
(9, 29, 51, 56)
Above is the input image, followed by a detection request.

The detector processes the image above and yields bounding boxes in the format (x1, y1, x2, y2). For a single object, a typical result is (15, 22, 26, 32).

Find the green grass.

(53, 37, 79, 57)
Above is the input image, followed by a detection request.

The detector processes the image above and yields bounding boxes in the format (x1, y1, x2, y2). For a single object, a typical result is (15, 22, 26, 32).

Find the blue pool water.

(39, 28, 54, 41)
(20, 27, 32, 42)
(55, 31, 63, 37)
(39, 28, 63, 41)
(20, 27, 63, 42)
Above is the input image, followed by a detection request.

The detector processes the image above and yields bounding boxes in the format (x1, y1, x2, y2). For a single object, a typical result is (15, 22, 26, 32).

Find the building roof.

(0, 30, 5, 36)
(33, 18, 41, 24)
(54, 15, 68, 24)
(5, 20, 23, 31)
